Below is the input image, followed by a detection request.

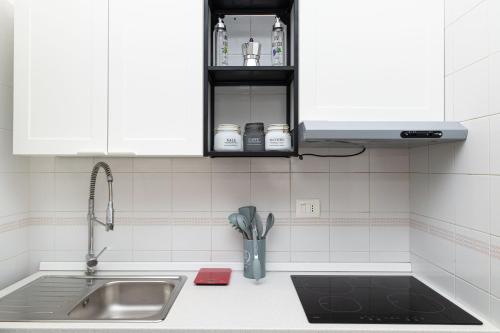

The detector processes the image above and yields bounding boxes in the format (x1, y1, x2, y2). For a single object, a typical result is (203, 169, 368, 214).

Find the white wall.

(0, 0, 30, 289)
(28, 148, 410, 270)
(410, 0, 500, 326)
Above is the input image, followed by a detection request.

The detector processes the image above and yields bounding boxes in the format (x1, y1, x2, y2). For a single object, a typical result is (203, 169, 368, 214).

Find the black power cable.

(297, 143, 367, 160)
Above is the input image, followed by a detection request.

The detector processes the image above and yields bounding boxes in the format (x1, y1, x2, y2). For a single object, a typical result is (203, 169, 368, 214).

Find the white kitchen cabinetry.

(299, 0, 444, 122)
(13, 0, 108, 155)
(108, 0, 203, 156)
(14, 0, 203, 156)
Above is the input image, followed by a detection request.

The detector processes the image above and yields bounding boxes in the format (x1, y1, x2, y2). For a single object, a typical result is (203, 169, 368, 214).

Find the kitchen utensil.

(228, 213, 247, 239)
(239, 206, 256, 228)
(228, 213, 245, 236)
(263, 213, 274, 238)
(251, 224, 261, 282)
(236, 214, 252, 240)
(255, 214, 264, 239)
(242, 38, 261, 66)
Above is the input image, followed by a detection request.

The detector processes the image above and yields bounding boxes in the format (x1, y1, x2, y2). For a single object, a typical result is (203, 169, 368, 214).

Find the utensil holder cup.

(243, 239, 266, 280)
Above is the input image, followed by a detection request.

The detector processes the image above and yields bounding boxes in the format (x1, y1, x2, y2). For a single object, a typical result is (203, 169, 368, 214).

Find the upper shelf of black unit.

(207, 66, 295, 86)
(209, 0, 294, 13)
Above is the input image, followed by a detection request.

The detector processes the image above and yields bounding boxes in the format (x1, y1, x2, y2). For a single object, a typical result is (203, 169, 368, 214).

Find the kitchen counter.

(0, 264, 498, 333)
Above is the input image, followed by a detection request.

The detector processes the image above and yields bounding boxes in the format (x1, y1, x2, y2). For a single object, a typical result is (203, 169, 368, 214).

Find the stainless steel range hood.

(299, 121, 468, 148)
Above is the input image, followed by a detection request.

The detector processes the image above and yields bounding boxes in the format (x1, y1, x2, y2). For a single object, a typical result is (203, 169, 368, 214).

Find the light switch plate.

(295, 199, 321, 218)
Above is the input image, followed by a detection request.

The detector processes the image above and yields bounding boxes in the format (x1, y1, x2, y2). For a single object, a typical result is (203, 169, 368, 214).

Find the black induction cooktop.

(291, 275, 482, 325)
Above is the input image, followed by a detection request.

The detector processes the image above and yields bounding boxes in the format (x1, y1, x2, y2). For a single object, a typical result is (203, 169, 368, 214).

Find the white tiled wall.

(0, 0, 30, 289)
(27, 148, 410, 269)
(410, 0, 500, 326)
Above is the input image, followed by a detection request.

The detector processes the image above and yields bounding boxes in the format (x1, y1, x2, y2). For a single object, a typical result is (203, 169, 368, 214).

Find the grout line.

(444, 0, 488, 29)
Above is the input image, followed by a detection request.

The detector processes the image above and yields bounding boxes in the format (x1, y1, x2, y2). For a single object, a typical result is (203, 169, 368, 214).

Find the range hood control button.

(400, 131, 443, 139)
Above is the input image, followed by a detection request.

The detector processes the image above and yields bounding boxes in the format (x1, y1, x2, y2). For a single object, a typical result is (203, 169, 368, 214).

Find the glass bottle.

(271, 16, 285, 66)
(213, 17, 229, 66)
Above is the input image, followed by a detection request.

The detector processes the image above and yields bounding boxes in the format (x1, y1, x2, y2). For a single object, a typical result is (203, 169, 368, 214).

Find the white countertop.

(0, 263, 498, 333)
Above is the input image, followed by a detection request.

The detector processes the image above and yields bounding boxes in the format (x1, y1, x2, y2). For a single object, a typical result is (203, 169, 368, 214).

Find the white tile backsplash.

(331, 225, 369, 252)
(455, 226, 490, 291)
(133, 173, 172, 212)
(455, 277, 491, 319)
(331, 173, 370, 213)
(172, 225, 211, 251)
(172, 173, 211, 212)
(370, 173, 409, 213)
(490, 53, 500, 118)
(370, 149, 409, 172)
(429, 143, 455, 173)
(455, 174, 490, 233)
(133, 225, 171, 251)
(453, 58, 489, 121)
(451, 1, 489, 70)
(133, 158, 172, 173)
(212, 172, 251, 212)
(330, 148, 370, 172)
(412, 4, 500, 323)
(251, 173, 290, 211)
(409, 146, 429, 173)
(491, 236, 500, 298)
(490, 114, 500, 175)
(445, 0, 485, 26)
(291, 225, 330, 252)
(491, 176, 500, 236)
(454, 117, 490, 174)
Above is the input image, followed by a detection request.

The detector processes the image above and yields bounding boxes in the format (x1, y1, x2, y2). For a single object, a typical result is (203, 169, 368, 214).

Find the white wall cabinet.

(299, 0, 444, 122)
(14, 0, 203, 156)
(108, 0, 203, 156)
(13, 0, 108, 155)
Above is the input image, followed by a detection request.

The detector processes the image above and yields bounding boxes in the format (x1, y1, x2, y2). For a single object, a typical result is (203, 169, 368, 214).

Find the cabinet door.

(300, 0, 444, 122)
(13, 0, 108, 155)
(108, 0, 203, 156)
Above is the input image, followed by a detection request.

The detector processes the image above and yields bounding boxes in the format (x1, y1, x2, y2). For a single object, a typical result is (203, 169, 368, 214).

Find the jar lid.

(216, 124, 240, 131)
(267, 124, 290, 131)
(245, 122, 264, 131)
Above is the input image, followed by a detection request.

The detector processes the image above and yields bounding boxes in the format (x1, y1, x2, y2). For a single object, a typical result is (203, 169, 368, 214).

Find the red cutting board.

(194, 268, 232, 285)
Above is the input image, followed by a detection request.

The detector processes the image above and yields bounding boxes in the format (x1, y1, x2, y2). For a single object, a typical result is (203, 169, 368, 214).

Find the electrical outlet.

(295, 199, 321, 218)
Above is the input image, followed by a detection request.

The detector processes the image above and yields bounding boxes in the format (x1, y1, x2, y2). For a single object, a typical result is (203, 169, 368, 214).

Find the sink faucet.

(86, 162, 115, 275)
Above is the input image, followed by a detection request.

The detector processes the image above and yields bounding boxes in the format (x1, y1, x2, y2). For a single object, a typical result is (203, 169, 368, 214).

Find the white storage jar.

(214, 124, 243, 152)
(265, 124, 292, 151)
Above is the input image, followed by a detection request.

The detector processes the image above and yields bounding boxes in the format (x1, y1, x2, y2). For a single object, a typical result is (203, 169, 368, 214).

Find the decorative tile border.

(455, 233, 490, 256)
(21, 216, 414, 227)
(429, 225, 454, 243)
(410, 219, 428, 232)
(410, 217, 491, 256)
(370, 218, 409, 227)
(332, 217, 370, 227)
(492, 243, 500, 260)
(0, 218, 30, 233)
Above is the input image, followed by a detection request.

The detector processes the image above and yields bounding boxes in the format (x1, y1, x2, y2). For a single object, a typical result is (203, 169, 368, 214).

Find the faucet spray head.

(106, 201, 114, 231)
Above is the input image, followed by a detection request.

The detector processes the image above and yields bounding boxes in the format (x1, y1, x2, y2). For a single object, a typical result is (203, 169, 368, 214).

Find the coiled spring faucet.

(86, 161, 114, 275)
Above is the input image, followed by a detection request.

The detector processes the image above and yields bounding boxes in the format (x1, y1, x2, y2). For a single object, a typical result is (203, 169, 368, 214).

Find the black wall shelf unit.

(203, 0, 299, 158)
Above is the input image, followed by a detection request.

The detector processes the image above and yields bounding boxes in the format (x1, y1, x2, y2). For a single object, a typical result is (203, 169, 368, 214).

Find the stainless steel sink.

(0, 275, 186, 322)
(68, 280, 176, 321)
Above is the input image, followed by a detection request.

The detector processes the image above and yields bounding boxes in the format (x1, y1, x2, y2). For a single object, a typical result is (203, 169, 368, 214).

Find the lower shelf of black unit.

(206, 151, 296, 158)
(208, 66, 295, 85)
